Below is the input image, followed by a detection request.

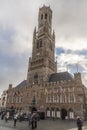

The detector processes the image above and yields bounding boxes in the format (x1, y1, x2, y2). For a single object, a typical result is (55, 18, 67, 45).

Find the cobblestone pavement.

(0, 119, 87, 130)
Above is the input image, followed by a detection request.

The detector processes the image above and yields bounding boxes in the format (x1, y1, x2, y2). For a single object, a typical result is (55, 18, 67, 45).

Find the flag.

(44, 88, 48, 95)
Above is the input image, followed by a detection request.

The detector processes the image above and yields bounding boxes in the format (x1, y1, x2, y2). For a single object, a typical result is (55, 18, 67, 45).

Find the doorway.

(61, 108, 67, 120)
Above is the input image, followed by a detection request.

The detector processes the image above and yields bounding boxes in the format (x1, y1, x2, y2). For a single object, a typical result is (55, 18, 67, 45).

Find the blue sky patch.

(0, 26, 15, 41)
(56, 47, 65, 55)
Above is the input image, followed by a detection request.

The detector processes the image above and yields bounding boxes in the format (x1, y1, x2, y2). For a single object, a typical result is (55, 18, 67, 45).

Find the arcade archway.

(61, 108, 67, 120)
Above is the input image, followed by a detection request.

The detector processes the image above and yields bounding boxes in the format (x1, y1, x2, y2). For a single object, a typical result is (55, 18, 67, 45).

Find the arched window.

(39, 40, 42, 47)
(36, 39, 42, 49)
(36, 41, 39, 49)
(62, 94, 66, 103)
(41, 14, 43, 20)
(69, 94, 75, 103)
(45, 13, 47, 19)
(34, 73, 38, 84)
(53, 95, 58, 103)
(46, 94, 51, 103)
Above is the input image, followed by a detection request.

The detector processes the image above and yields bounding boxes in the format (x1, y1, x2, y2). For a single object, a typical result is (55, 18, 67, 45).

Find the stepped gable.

(15, 80, 27, 88)
(49, 71, 73, 82)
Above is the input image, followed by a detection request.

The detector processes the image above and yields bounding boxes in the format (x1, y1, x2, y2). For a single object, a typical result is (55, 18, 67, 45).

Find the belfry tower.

(27, 5, 57, 86)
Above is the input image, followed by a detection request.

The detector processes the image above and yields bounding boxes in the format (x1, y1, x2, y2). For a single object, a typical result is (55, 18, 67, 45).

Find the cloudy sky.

(0, 0, 87, 94)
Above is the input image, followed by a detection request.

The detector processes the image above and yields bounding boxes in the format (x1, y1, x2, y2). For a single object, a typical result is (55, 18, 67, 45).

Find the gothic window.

(62, 94, 66, 103)
(46, 94, 51, 103)
(16, 97, 18, 103)
(36, 39, 42, 49)
(41, 14, 43, 20)
(53, 95, 58, 103)
(45, 13, 47, 19)
(39, 40, 42, 47)
(69, 94, 75, 103)
(36, 41, 39, 49)
(34, 73, 38, 84)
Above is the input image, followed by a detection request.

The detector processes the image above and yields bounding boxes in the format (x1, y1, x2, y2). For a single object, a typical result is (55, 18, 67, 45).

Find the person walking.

(34, 112, 38, 128)
(5, 112, 9, 122)
(13, 113, 18, 128)
(76, 116, 83, 130)
(31, 113, 35, 129)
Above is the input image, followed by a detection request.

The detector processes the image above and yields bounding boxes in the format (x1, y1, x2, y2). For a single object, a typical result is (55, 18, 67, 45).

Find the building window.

(45, 13, 47, 19)
(69, 94, 75, 103)
(36, 39, 42, 49)
(39, 40, 42, 47)
(53, 95, 58, 103)
(60, 94, 66, 103)
(41, 14, 43, 20)
(16, 97, 19, 103)
(37, 41, 39, 49)
(46, 94, 51, 103)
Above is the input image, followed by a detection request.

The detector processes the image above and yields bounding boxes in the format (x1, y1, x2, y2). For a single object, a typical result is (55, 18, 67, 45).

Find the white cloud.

(56, 38, 87, 51)
(57, 53, 85, 65)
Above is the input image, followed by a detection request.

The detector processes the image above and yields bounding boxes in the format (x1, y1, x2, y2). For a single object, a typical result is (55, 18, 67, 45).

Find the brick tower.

(27, 5, 57, 86)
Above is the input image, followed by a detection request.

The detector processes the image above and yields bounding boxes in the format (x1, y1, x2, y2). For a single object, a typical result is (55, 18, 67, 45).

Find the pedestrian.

(5, 112, 9, 122)
(34, 112, 38, 128)
(76, 116, 83, 130)
(31, 113, 35, 129)
(13, 113, 18, 128)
